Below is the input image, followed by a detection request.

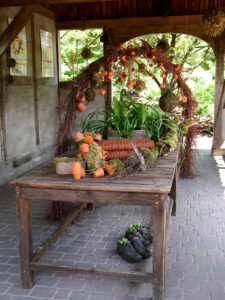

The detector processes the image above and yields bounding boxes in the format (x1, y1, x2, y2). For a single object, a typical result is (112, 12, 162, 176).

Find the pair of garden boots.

(117, 223, 153, 263)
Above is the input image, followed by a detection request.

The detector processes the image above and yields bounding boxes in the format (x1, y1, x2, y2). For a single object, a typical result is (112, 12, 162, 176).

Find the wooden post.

(169, 167, 177, 216)
(152, 194, 167, 300)
(0, 59, 7, 161)
(0, 4, 39, 58)
(212, 36, 225, 155)
(16, 187, 34, 288)
(31, 16, 40, 145)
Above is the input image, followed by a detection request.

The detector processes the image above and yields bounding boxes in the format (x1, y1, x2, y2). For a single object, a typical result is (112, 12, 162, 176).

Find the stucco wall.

(0, 8, 58, 185)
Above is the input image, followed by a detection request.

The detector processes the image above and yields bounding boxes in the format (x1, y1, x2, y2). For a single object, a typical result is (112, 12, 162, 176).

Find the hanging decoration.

(202, 8, 225, 37)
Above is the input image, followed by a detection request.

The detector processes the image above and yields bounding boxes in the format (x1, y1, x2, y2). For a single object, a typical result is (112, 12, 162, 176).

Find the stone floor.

(0, 136, 224, 300)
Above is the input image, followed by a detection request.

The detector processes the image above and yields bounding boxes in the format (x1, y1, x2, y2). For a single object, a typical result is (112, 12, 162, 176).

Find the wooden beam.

(0, 0, 117, 6)
(0, 4, 39, 58)
(36, 5, 56, 20)
(56, 15, 203, 30)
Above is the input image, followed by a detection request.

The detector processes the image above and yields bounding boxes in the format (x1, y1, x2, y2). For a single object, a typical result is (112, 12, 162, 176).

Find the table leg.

(169, 167, 177, 216)
(16, 187, 34, 288)
(152, 194, 167, 300)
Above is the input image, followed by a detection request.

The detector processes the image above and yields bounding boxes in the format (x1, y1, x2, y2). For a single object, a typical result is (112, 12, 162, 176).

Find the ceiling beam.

(0, 4, 39, 57)
(36, 5, 56, 20)
(0, 0, 117, 6)
(56, 15, 203, 30)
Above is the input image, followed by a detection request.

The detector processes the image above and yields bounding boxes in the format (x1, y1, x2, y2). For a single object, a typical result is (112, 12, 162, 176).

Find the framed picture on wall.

(9, 18, 27, 76)
(40, 29, 54, 77)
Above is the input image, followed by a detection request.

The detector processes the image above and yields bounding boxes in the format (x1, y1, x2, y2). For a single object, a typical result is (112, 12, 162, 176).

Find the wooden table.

(10, 148, 179, 300)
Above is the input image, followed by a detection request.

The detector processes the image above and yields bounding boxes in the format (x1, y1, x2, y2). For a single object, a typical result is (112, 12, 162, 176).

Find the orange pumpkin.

(77, 103, 86, 112)
(84, 136, 94, 144)
(105, 164, 115, 175)
(99, 88, 106, 96)
(118, 77, 125, 83)
(72, 162, 82, 180)
(174, 64, 180, 71)
(126, 81, 133, 89)
(79, 143, 89, 155)
(93, 168, 104, 178)
(122, 60, 129, 67)
(107, 57, 114, 64)
(108, 70, 114, 76)
(132, 80, 136, 86)
(76, 92, 85, 102)
(101, 70, 108, 77)
(74, 131, 84, 143)
(120, 55, 126, 62)
(104, 76, 111, 83)
(118, 43, 124, 50)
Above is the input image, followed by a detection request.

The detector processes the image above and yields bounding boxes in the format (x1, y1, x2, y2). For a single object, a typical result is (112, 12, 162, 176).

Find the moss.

(108, 159, 125, 172)
(159, 91, 179, 112)
(140, 147, 159, 165)
(158, 131, 178, 149)
(85, 88, 95, 101)
(86, 142, 105, 170)
(53, 157, 82, 163)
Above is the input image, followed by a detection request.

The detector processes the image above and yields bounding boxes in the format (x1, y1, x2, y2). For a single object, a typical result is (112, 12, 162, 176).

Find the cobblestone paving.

(0, 137, 224, 300)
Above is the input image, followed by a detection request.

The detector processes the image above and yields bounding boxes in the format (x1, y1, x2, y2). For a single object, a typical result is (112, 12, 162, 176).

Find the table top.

(10, 148, 179, 194)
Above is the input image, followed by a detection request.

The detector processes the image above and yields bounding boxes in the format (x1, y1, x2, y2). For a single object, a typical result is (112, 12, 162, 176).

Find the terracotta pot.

(101, 70, 108, 77)
(76, 92, 85, 102)
(80, 143, 89, 154)
(105, 164, 115, 175)
(77, 103, 86, 112)
(126, 81, 133, 89)
(132, 80, 136, 86)
(122, 60, 129, 67)
(101, 149, 108, 159)
(74, 131, 84, 143)
(118, 43, 124, 50)
(72, 162, 82, 180)
(93, 134, 101, 141)
(93, 167, 104, 178)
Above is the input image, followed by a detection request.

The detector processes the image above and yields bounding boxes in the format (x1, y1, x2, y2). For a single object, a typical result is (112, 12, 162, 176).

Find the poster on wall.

(9, 18, 27, 76)
(40, 29, 54, 77)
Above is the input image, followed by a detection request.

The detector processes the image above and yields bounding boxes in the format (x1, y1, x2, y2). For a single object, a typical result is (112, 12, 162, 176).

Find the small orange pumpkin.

(93, 167, 104, 178)
(74, 132, 84, 143)
(120, 55, 126, 62)
(101, 70, 108, 77)
(174, 64, 180, 71)
(72, 162, 82, 180)
(132, 80, 136, 86)
(76, 92, 85, 102)
(118, 77, 125, 83)
(105, 164, 115, 175)
(122, 60, 129, 67)
(126, 81, 133, 89)
(84, 135, 94, 144)
(118, 43, 124, 50)
(99, 88, 106, 96)
(77, 103, 86, 112)
(107, 57, 114, 64)
(79, 143, 89, 155)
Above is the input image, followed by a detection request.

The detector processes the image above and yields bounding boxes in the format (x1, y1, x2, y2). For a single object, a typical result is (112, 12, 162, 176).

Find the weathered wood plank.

(152, 194, 167, 299)
(21, 188, 163, 206)
(0, 0, 119, 5)
(16, 187, 34, 288)
(31, 262, 154, 283)
(32, 203, 86, 262)
(0, 4, 39, 57)
(168, 166, 177, 216)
